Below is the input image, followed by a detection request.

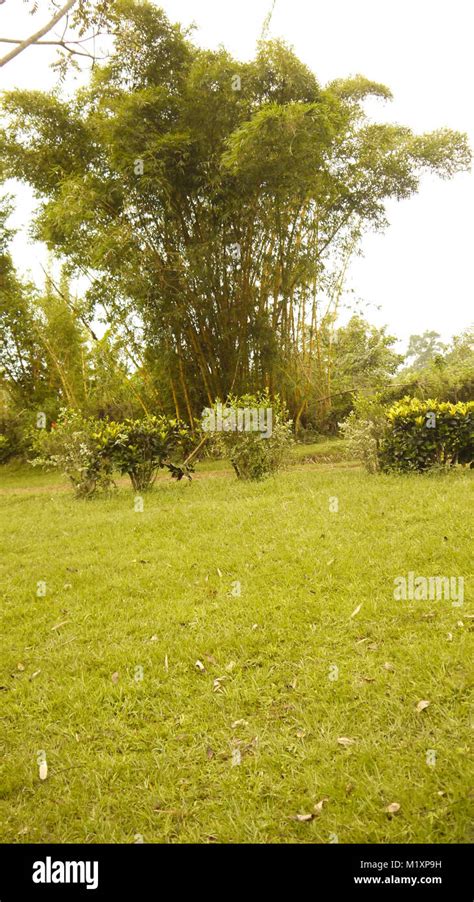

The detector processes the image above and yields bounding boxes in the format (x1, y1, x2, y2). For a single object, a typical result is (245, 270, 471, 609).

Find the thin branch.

(0, 0, 77, 67)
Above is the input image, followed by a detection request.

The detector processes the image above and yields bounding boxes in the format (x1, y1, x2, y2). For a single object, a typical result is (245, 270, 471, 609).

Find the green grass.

(0, 460, 472, 844)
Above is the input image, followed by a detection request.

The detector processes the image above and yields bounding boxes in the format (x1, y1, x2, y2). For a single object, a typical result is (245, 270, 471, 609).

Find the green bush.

(30, 409, 115, 497)
(100, 416, 191, 491)
(0, 410, 29, 462)
(341, 396, 473, 473)
(381, 397, 474, 472)
(204, 392, 293, 480)
(339, 395, 388, 473)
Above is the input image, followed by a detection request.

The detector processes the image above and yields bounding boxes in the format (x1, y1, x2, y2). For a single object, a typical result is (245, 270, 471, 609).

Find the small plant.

(101, 416, 191, 491)
(205, 392, 293, 480)
(30, 409, 115, 497)
(339, 395, 387, 473)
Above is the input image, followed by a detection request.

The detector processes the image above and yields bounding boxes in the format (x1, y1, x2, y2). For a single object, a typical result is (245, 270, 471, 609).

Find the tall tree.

(0, 1, 470, 425)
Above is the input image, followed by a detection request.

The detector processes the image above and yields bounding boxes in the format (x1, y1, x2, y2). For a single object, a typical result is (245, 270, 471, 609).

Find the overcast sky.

(1, 0, 473, 349)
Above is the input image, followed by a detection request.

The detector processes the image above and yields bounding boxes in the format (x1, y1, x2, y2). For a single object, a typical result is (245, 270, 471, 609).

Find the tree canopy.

(0, 0, 471, 428)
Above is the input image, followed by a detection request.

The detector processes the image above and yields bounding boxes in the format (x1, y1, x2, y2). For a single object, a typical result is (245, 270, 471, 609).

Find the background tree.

(0, 1, 471, 431)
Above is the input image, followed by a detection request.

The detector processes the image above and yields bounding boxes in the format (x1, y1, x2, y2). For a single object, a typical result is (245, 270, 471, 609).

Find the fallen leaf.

(225, 661, 236, 672)
(231, 719, 248, 728)
(337, 737, 356, 748)
(111, 671, 119, 684)
(231, 748, 241, 767)
(360, 675, 375, 683)
(206, 746, 214, 760)
(39, 761, 48, 781)
(314, 798, 329, 813)
(216, 568, 222, 578)
(17, 663, 25, 671)
(195, 660, 205, 672)
(51, 620, 70, 631)
(164, 655, 169, 672)
(447, 632, 453, 641)
(293, 813, 315, 822)
(17, 826, 29, 835)
(383, 662, 395, 671)
(251, 623, 258, 631)
(204, 654, 217, 665)
(346, 782, 355, 795)
(150, 635, 158, 642)
(385, 802, 401, 815)
(416, 699, 430, 713)
(368, 642, 378, 651)
(296, 729, 306, 739)
(350, 603, 362, 618)
(30, 670, 41, 680)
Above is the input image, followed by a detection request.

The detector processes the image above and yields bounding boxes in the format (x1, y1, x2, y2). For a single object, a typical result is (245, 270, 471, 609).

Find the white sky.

(1, 0, 473, 349)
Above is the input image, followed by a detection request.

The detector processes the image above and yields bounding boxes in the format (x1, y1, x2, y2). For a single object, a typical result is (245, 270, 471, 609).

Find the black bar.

(0, 843, 470, 900)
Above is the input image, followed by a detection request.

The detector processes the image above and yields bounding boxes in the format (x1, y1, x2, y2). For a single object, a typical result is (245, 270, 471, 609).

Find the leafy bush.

(204, 392, 293, 480)
(30, 409, 115, 497)
(381, 397, 474, 472)
(341, 396, 473, 473)
(0, 410, 29, 462)
(339, 395, 388, 473)
(101, 416, 191, 491)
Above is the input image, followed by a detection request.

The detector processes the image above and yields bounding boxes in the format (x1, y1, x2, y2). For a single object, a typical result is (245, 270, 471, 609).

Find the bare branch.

(0, 0, 77, 68)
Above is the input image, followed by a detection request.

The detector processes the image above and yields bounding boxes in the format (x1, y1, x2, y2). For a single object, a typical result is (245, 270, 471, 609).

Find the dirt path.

(0, 461, 358, 496)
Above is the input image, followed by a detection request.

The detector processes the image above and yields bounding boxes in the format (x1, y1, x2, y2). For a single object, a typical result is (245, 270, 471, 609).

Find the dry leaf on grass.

(337, 737, 356, 748)
(350, 603, 362, 618)
(385, 802, 401, 815)
(292, 813, 315, 822)
(111, 671, 119, 684)
(206, 746, 214, 760)
(314, 798, 329, 814)
(416, 699, 430, 712)
(383, 662, 395, 671)
(195, 660, 205, 672)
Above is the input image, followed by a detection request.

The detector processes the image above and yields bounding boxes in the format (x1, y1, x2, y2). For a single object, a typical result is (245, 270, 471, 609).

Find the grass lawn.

(0, 459, 472, 844)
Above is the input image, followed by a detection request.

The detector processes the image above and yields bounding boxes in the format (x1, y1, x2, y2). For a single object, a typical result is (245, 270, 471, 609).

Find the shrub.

(0, 410, 28, 462)
(101, 416, 191, 491)
(341, 396, 473, 473)
(381, 397, 474, 472)
(339, 395, 388, 473)
(204, 392, 293, 480)
(30, 409, 115, 497)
